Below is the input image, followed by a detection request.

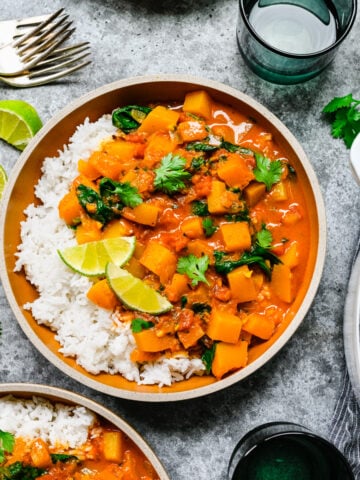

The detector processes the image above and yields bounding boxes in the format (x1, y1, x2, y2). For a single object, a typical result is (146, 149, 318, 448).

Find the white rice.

(0, 395, 96, 449)
(15, 115, 205, 386)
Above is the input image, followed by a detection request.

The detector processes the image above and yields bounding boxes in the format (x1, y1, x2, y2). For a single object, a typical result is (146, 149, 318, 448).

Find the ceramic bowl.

(0, 382, 169, 478)
(0, 74, 326, 401)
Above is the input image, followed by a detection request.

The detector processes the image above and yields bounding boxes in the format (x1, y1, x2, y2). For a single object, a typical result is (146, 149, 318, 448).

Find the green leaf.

(177, 254, 209, 286)
(154, 154, 191, 195)
(1, 461, 45, 480)
(256, 225, 272, 249)
(99, 178, 143, 208)
(50, 453, 79, 463)
(253, 154, 282, 191)
(112, 105, 152, 133)
(202, 217, 217, 237)
(131, 318, 154, 333)
(191, 200, 209, 217)
(202, 344, 216, 374)
(0, 430, 15, 463)
(322, 94, 355, 113)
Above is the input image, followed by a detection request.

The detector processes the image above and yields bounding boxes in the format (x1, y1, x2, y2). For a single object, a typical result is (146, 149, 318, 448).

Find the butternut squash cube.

(242, 312, 275, 340)
(280, 241, 299, 269)
(178, 323, 205, 349)
(103, 431, 124, 463)
(133, 329, 179, 352)
(122, 203, 160, 227)
(243, 181, 266, 207)
(177, 120, 208, 142)
(143, 131, 178, 165)
(87, 279, 119, 310)
(187, 239, 214, 261)
(220, 222, 251, 252)
(227, 265, 258, 303)
(211, 340, 248, 379)
(183, 90, 213, 119)
(217, 154, 255, 190)
(125, 257, 146, 279)
(77, 159, 101, 180)
(139, 241, 177, 283)
(165, 273, 189, 302)
(102, 139, 139, 159)
(207, 309, 242, 344)
(58, 190, 83, 226)
(181, 216, 204, 239)
(271, 180, 288, 201)
(30, 439, 51, 468)
(271, 263, 294, 303)
(102, 220, 129, 239)
(138, 105, 180, 133)
(207, 180, 241, 214)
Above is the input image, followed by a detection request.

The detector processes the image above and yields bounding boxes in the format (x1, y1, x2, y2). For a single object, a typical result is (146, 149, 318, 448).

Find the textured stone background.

(0, 1, 359, 479)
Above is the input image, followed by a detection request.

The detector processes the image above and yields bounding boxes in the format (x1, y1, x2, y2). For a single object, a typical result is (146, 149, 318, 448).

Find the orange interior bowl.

(0, 75, 326, 401)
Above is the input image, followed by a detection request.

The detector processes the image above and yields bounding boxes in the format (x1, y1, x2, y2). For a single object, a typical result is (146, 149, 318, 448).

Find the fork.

(0, 9, 75, 76)
(0, 13, 53, 47)
(0, 43, 91, 87)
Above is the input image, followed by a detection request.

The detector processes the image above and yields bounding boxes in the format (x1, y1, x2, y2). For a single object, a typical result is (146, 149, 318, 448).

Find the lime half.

(58, 236, 136, 276)
(106, 263, 173, 314)
(0, 99, 43, 151)
(0, 164, 7, 199)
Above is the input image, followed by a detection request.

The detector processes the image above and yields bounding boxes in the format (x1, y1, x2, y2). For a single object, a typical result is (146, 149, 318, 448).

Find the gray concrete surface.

(0, 1, 359, 479)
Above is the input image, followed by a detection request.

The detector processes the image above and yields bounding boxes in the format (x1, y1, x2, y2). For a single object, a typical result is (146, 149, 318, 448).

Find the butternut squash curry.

(58, 90, 311, 380)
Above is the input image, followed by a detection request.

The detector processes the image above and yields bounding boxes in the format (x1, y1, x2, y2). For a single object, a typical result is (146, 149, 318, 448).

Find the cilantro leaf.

(0, 461, 45, 480)
(112, 105, 152, 133)
(154, 154, 191, 195)
(131, 318, 154, 333)
(323, 94, 360, 148)
(191, 200, 209, 217)
(202, 344, 216, 374)
(253, 154, 282, 191)
(0, 430, 15, 463)
(99, 178, 143, 209)
(202, 217, 217, 237)
(177, 254, 209, 286)
(51, 453, 79, 463)
(256, 224, 272, 249)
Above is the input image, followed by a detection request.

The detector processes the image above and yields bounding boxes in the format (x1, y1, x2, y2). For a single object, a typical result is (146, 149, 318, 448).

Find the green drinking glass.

(236, 0, 357, 84)
(228, 422, 354, 480)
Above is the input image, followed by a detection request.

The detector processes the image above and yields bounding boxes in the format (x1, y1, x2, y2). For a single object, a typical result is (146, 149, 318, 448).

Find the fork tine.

(20, 21, 73, 58)
(30, 51, 91, 75)
(12, 8, 64, 48)
(15, 14, 52, 28)
(21, 28, 75, 65)
(34, 43, 90, 68)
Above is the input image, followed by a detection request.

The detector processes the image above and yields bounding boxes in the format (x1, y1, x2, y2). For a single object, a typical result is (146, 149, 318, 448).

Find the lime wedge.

(0, 99, 43, 151)
(0, 164, 7, 199)
(106, 263, 173, 314)
(58, 236, 136, 276)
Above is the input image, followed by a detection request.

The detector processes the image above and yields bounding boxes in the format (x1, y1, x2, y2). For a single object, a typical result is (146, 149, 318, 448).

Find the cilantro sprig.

(0, 430, 15, 463)
(323, 93, 360, 148)
(177, 254, 209, 286)
(131, 318, 154, 333)
(154, 153, 191, 195)
(253, 153, 282, 191)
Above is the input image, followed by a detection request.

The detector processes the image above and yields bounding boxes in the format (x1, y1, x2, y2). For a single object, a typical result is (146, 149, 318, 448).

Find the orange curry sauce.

(58, 90, 311, 380)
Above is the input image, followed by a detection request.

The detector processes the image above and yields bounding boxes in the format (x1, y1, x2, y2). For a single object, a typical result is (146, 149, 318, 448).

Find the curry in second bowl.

(2, 77, 325, 399)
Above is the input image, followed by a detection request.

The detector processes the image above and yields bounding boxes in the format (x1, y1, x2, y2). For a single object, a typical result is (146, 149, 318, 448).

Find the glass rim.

(239, 0, 357, 59)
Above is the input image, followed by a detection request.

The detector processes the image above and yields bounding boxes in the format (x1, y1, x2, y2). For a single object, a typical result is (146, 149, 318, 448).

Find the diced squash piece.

(271, 263, 294, 303)
(243, 181, 266, 207)
(227, 265, 258, 303)
(87, 279, 119, 310)
(220, 222, 251, 252)
(181, 216, 204, 239)
(143, 131, 178, 165)
(187, 239, 214, 261)
(130, 348, 161, 363)
(211, 340, 248, 379)
(240, 330, 252, 343)
(183, 90, 212, 120)
(122, 203, 160, 227)
(165, 273, 189, 302)
(30, 439, 51, 468)
(102, 220, 130, 239)
(58, 190, 83, 226)
(280, 241, 299, 269)
(124, 257, 146, 279)
(133, 329, 179, 352)
(207, 180, 241, 214)
(139, 241, 177, 283)
(138, 105, 180, 133)
(133, 241, 146, 259)
(87, 152, 121, 180)
(103, 431, 124, 463)
(177, 120, 208, 142)
(77, 159, 101, 180)
(207, 309, 242, 344)
(102, 139, 139, 159)
(178, 323, 205, 349)
(217, 154, 255, 189)
(242, 312, 275, 340)
(75, 217, 102, 244)
(271, 180, 288, 201)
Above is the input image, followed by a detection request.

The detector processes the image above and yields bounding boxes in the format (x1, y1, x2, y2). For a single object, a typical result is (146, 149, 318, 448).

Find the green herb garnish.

(177, 254, 209, 286)
(253, 153, 282, 191)
(202, 344, 216, 374)
(131, 318, 154, 333)
(50, 454, 79, 463)
(112, 105, 152, 133)
(191, 303, 212, 314)
(0, 462, 45, 480)
(191, 200, 209, 217)
(323, 93, 360, 148)
(202, 217, 217, 237)
(0, 430, 14, 463)
(154, 154, 191, 195)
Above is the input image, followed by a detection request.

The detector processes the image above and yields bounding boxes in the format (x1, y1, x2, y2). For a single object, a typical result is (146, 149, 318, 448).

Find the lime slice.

(0, 99, 43, 151)
(58, 236, 136, 276)
(0, 164, 7, 199)
(106, 262, 173, 314)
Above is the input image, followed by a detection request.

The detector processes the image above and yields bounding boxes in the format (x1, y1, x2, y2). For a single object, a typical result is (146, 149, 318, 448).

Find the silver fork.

(0, 43, 91, 87)
(0, 9, 75, 76)
(0, 13, 53, 47)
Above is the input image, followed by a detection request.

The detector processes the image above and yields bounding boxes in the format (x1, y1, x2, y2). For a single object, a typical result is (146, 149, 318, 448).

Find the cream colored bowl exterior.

(0, 75, 327, 401)
(0, 382, 170, 479)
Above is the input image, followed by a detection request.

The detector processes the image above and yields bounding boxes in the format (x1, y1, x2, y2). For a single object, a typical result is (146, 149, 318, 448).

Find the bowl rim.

(0, 74, 327, 402)
(0, 382, 170, 479)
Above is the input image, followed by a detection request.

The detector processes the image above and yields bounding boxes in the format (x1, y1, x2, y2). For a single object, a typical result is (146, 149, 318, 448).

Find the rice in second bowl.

(14, 115, 205, 386)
